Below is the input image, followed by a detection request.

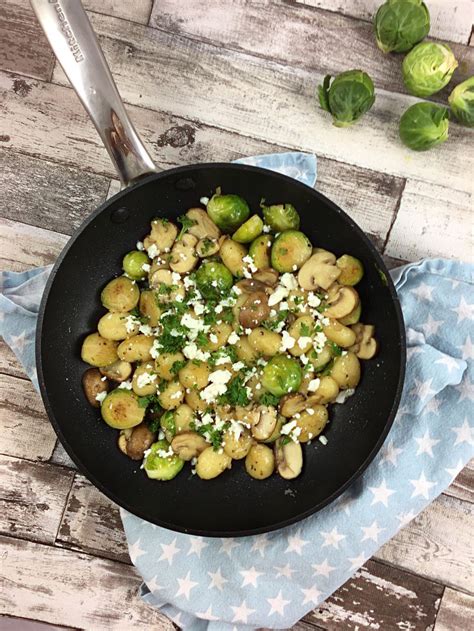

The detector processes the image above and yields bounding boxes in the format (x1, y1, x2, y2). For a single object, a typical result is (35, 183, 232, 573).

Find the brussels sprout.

(207, 194, 250, 233)
(261, 355, 303, 397)
(336, 254, 364, 286)
(143, 440, 184, 480)
(374, 0, 430, 54)
(262, 204, 300, 231)
(122, 250, 150, 280)
(448, 77, 474, 128)
(249, 234, 273, 270)
(399, 102, 449, 151)
(271, 230, 312, 273)
(195, 261, 233, 299)
(318, 70, 375, 127)
(160, 410, 176, 442)
(232, 214, 264, 243)
(402, 42, 458, 97)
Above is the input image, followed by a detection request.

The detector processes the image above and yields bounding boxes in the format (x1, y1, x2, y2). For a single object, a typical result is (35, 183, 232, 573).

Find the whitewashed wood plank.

(0, 455, 73, 544)
(0, 340, 26, 381)
(52, 13, 474, 194)
(0, 616, 74, 631)
(434, 587, 474, 630)
(0, 535, 174, 630)
(444, 460, 474, 504)
(0, 373, 56, 462)
(0, 219, 67, 272)
(384, 179, 473, 262)
(0, 149, 109, 235)
(297, 0, 473, 45)
(375, 494, 474, 593)
(149, 0, 473, 96)
(84, 0, 152, 24)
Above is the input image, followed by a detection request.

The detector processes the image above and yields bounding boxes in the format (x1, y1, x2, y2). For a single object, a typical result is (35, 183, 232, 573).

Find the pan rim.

(36, 162, 406, 537)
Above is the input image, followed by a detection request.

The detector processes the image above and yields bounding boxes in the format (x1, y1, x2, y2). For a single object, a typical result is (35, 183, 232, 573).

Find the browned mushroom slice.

(186, 208, 221, 240)
(350, 323, 378, 359)
(196, 237, 220, 258)
(119, 423, 155, 460)
(82, 368, 109, 407)
(275, 438, 303, 479)
(235, 278, 272, 294)
(144, 218, 178, 252)
(239, 291, 271, 329)
(325, 287, 360, 319)
(298, 254, 341, 291)
(279, 393, 307, 418)
(100, 360, 132, 383)
(253, 268, 280, 287)
(251, 406, 278, 440)
(169, 233, 199, 274)
(171, 431, 208, 461)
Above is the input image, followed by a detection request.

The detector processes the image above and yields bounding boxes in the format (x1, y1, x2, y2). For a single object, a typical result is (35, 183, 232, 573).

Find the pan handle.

(29, 0, 157, 188)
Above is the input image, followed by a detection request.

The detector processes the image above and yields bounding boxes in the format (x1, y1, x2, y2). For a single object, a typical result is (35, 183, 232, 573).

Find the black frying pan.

(32, 0, 405, 536)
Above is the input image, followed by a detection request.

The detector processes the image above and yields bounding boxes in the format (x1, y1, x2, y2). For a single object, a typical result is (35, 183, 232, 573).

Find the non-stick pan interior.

(37, 163, 405, 536)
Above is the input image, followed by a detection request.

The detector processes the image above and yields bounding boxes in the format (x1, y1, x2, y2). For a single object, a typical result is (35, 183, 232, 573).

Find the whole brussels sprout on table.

(449, 77, 474, 128)
(374, 0, 430, 54)
(399, 102, 449, 151)
(402, 42, 458, 97)
(318, 70, 376, 126)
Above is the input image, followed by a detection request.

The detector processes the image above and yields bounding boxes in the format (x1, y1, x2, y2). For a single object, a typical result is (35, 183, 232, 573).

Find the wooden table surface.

(1, 1, 473, 629)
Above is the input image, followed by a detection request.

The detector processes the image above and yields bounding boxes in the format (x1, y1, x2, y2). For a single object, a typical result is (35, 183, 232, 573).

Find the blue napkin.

(1, 153, 473, 631)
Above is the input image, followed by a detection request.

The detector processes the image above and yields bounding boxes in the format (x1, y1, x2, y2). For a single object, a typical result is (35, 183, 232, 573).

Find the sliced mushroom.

(171, 431, 208, 461)
(350, 323, 378, 359)
(149, 268, 186, 301)
(234, 406, 260, 427)
(100, 360, 132, 383)
(239, 291, 271, 329)
(298, 254, 341, 291)
(235, 278, 272, 294)
(123, 423, 156, 460)
(275, 439, 303, 480)
(311, 248, 337, 265)
(325, 286, 359, 319)
(82, 368, 109, 407)
(279, 393, 306, 418)
(148, 256, 170, 278)
(251, 406, 278, 440)
(186, 208, 221, 240)
(144, 218, 178, 252)
(196, 237, 220, 258)
(118, 429, 132, 455)
(169, 233, 199, 274)
(252, 268, 280, 287)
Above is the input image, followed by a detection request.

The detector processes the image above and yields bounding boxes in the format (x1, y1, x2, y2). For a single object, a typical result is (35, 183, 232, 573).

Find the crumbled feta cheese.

(292, 265, 298, 271)
(147, 243, 159, 259)
(319, 435, 328, 445)
(233, 286, 242, 296)
(150, 339, 161, 359)
(101, 376, 107, 382)
(279, 301, 289, 311)
(228, 420, 244, 439)
(170, 388, 184, 400)
(95, 391, 107, 404)
(124, 315, 140, 333)
(158, 430, 165, 440)
(268, 285, 289, 306)
(314, 331, 327, 351)
(307, 378, 321, 392)
(193, 303, 205, 315)
(270, 309, 277, 317)
(200, 382, 227, 404)
(307, 292, 321, 308)
(300, 354, 309, 365)
(281, 420, 297, 435)
(298, 336, 312, 349)
(215, 355, 231, 366)
(280, 273, 298, 290)
(170, 272, 181, 284)
(200, 196, 209, 205)
(209, 369, 232, 384)
(232, 361, 245, 371)
(183, 275, 195, 289)
(215, 304, 223, 314)
(157, 447, 175, 458)
(307, 408, 315, 415)
(211, 280, 218, 287)
(262, 224, 271, 233)
(227, 331, 240, 345)
(335, 388, 355, 404)
(118, 380, 133, 390)
(280, 330, 296, 351)
(136, 372, 157, 388)
(181, 313, 206, 335)
(244, 328, 253, 335)
(175, 294, 184, 303)
(136, 241, 144, 251)
(255, 383, 262, 390)
(142, 263, 151, 273)
(209, 333, 218, 344)
(139, 324, 153, 336)
(183, 342, 209, 361)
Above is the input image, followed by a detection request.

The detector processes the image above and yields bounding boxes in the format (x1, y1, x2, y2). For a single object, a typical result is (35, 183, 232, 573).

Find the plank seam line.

(382, 178, 406, 253)
(0, 613, 79, 630)
(53, 470, 79, 543)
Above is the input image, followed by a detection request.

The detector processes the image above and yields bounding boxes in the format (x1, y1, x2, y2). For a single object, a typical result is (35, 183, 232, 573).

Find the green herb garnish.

(177, 214, 197, 240)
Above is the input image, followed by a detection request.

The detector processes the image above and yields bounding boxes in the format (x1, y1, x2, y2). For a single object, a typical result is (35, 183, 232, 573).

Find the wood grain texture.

(51, 13, 474, 194)
(384, 179, 473, 262)
(444, 460, 474, 504)
(0, 149, 110, 235)
(0, 535, 174, 630)
(0, 616, 75, 631)
(434, 587, 474, 630)
(297, 0, 473, 45)
(0, 455, 73, 544)
(0, 373, 56, 462)
(0, 0, 54, 81)
(50, 442, 76, 470)
(149, 0, 474, 97)
(308, 558, 443, 631)
(0, 340, 26, 381)
(375, 494, 474, 594)
(0, 219, 67, 272)
(83, 0, 152, 24)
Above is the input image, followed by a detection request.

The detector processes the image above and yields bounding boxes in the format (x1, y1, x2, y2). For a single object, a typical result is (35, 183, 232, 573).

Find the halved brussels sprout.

(374, 0, 430, 54)
(318, 70, 375, 127)
(160, 410, 176, 442)
(101, 389, 145, 429)
(195, 261, 233, 299)
(399, 102, 449, 151)
(336, 255, 364, 286)
(448, 77, 474, 128)
(122, 250, 150, 280)
(261, 355, 303, 397)
(262, 203, 300, 231)
(271, 230, 312, 273)
(402, 42, 458, 97)
(232, 214, 263, 243)
(143, 440, 185, 480)
(101, 276, 139, 312)
(206, 193, 250, 233)
(249, 235, 273, 270)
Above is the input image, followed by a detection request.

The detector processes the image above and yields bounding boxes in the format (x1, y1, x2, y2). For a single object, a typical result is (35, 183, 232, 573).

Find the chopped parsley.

(170, 359, 187, 375)
(280, 435, 292, 446)
(195, 331, 209, 349)
(329, 341, 343, 356)
(138, 394, 161, 409)
(299, 322, 311, 337)
(177, 214, 197, 240)
(218, 375, 250, 407)
(262, 309, 288, 331)
(196, 423, 228, 451)
(209, 346, 237, 368)
(259, 391, 280, 406)
(199, 238, 215, 255)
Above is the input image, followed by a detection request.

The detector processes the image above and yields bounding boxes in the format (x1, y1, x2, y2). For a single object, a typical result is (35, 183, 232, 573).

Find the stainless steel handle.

(30, 0, 157, 187)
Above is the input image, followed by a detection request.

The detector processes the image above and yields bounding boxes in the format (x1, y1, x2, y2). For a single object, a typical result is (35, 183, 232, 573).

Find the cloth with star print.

(1, 152, 473, 631)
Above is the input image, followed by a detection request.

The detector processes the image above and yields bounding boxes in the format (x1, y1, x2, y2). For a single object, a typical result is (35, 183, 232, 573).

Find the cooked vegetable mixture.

(81, 193, 378, 481)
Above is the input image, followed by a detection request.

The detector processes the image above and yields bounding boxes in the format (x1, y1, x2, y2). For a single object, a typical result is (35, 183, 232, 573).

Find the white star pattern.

(128, 539, 146, 563)
(274, 563, 297, 579)
(381, 440, 403, 466)
(455, 378, 474, 402)
(425, 395, 441, 414)
(146, 576, 163, 592)
(414, 430, 440, 458)
(409, 377, 436, 402)
(407, 345, 423, 360)
(348, 553, 366, 572)
(175, 571, 198, 600)
(196, 605, 219, 621)
(219, 538, 240, 557)
(285, 530, 309, 555)
(267, 590, 290, 616)
(420, 314, 443, 338)
(397, 509, 417, 527)
(369, 479, 396, 506)
(411, 283, 434, 302)
(451, 296, 474, 324)
(158, 538, 180, 565)
(301, 585, 321, 605)
(187, 536, 208, 558)
(231, 600, 255, 624)
(312, 558, 336, 578)
(240, 566, 264, 588)
(320, 527, 345, 549)
(251, 534, 270, 557)
(434, 355, 460, 373)
(446, 459, 464, 479)
(451, 418, 473, 446)
(9, 331, 28, 353)
(361, 520, 385, 543)
(208, 567, 228, 591)
(410, 471, 436, 499)
(459, 335, 474, 360)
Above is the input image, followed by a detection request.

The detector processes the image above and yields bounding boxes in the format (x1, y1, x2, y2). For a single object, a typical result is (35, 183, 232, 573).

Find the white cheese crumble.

(118, 380, 133, 390)
(319, 435, 328, 445)
(182, 342, 209, 361)
(215, 304, 223, 314)
(147, 243, 159, 259)
(199, 369, 233, 404)
(280, 273, 298, 290)
(136, 241, 144, 251)
(262, 224, 271, 233)
(268, 285, 289, 306)
(227, 331, 240, 345)
(193, 303, 205, 315)
(95, 391, 107, 404)
(232, 361, 245, 371)
(124, 315, 140, 333)
(209, 333, 218, 344)
(200, 196, 209, 205)
(136, 372, 157, 388)
(139, 324, 153, 336)
(307, 292, 321, 308)
(307, 378, 321, 392)
(142, 263, 151, 273)
(335, 388, 355, 404)
(280, 330, 296, 351)
(298, 336, 312, 349)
